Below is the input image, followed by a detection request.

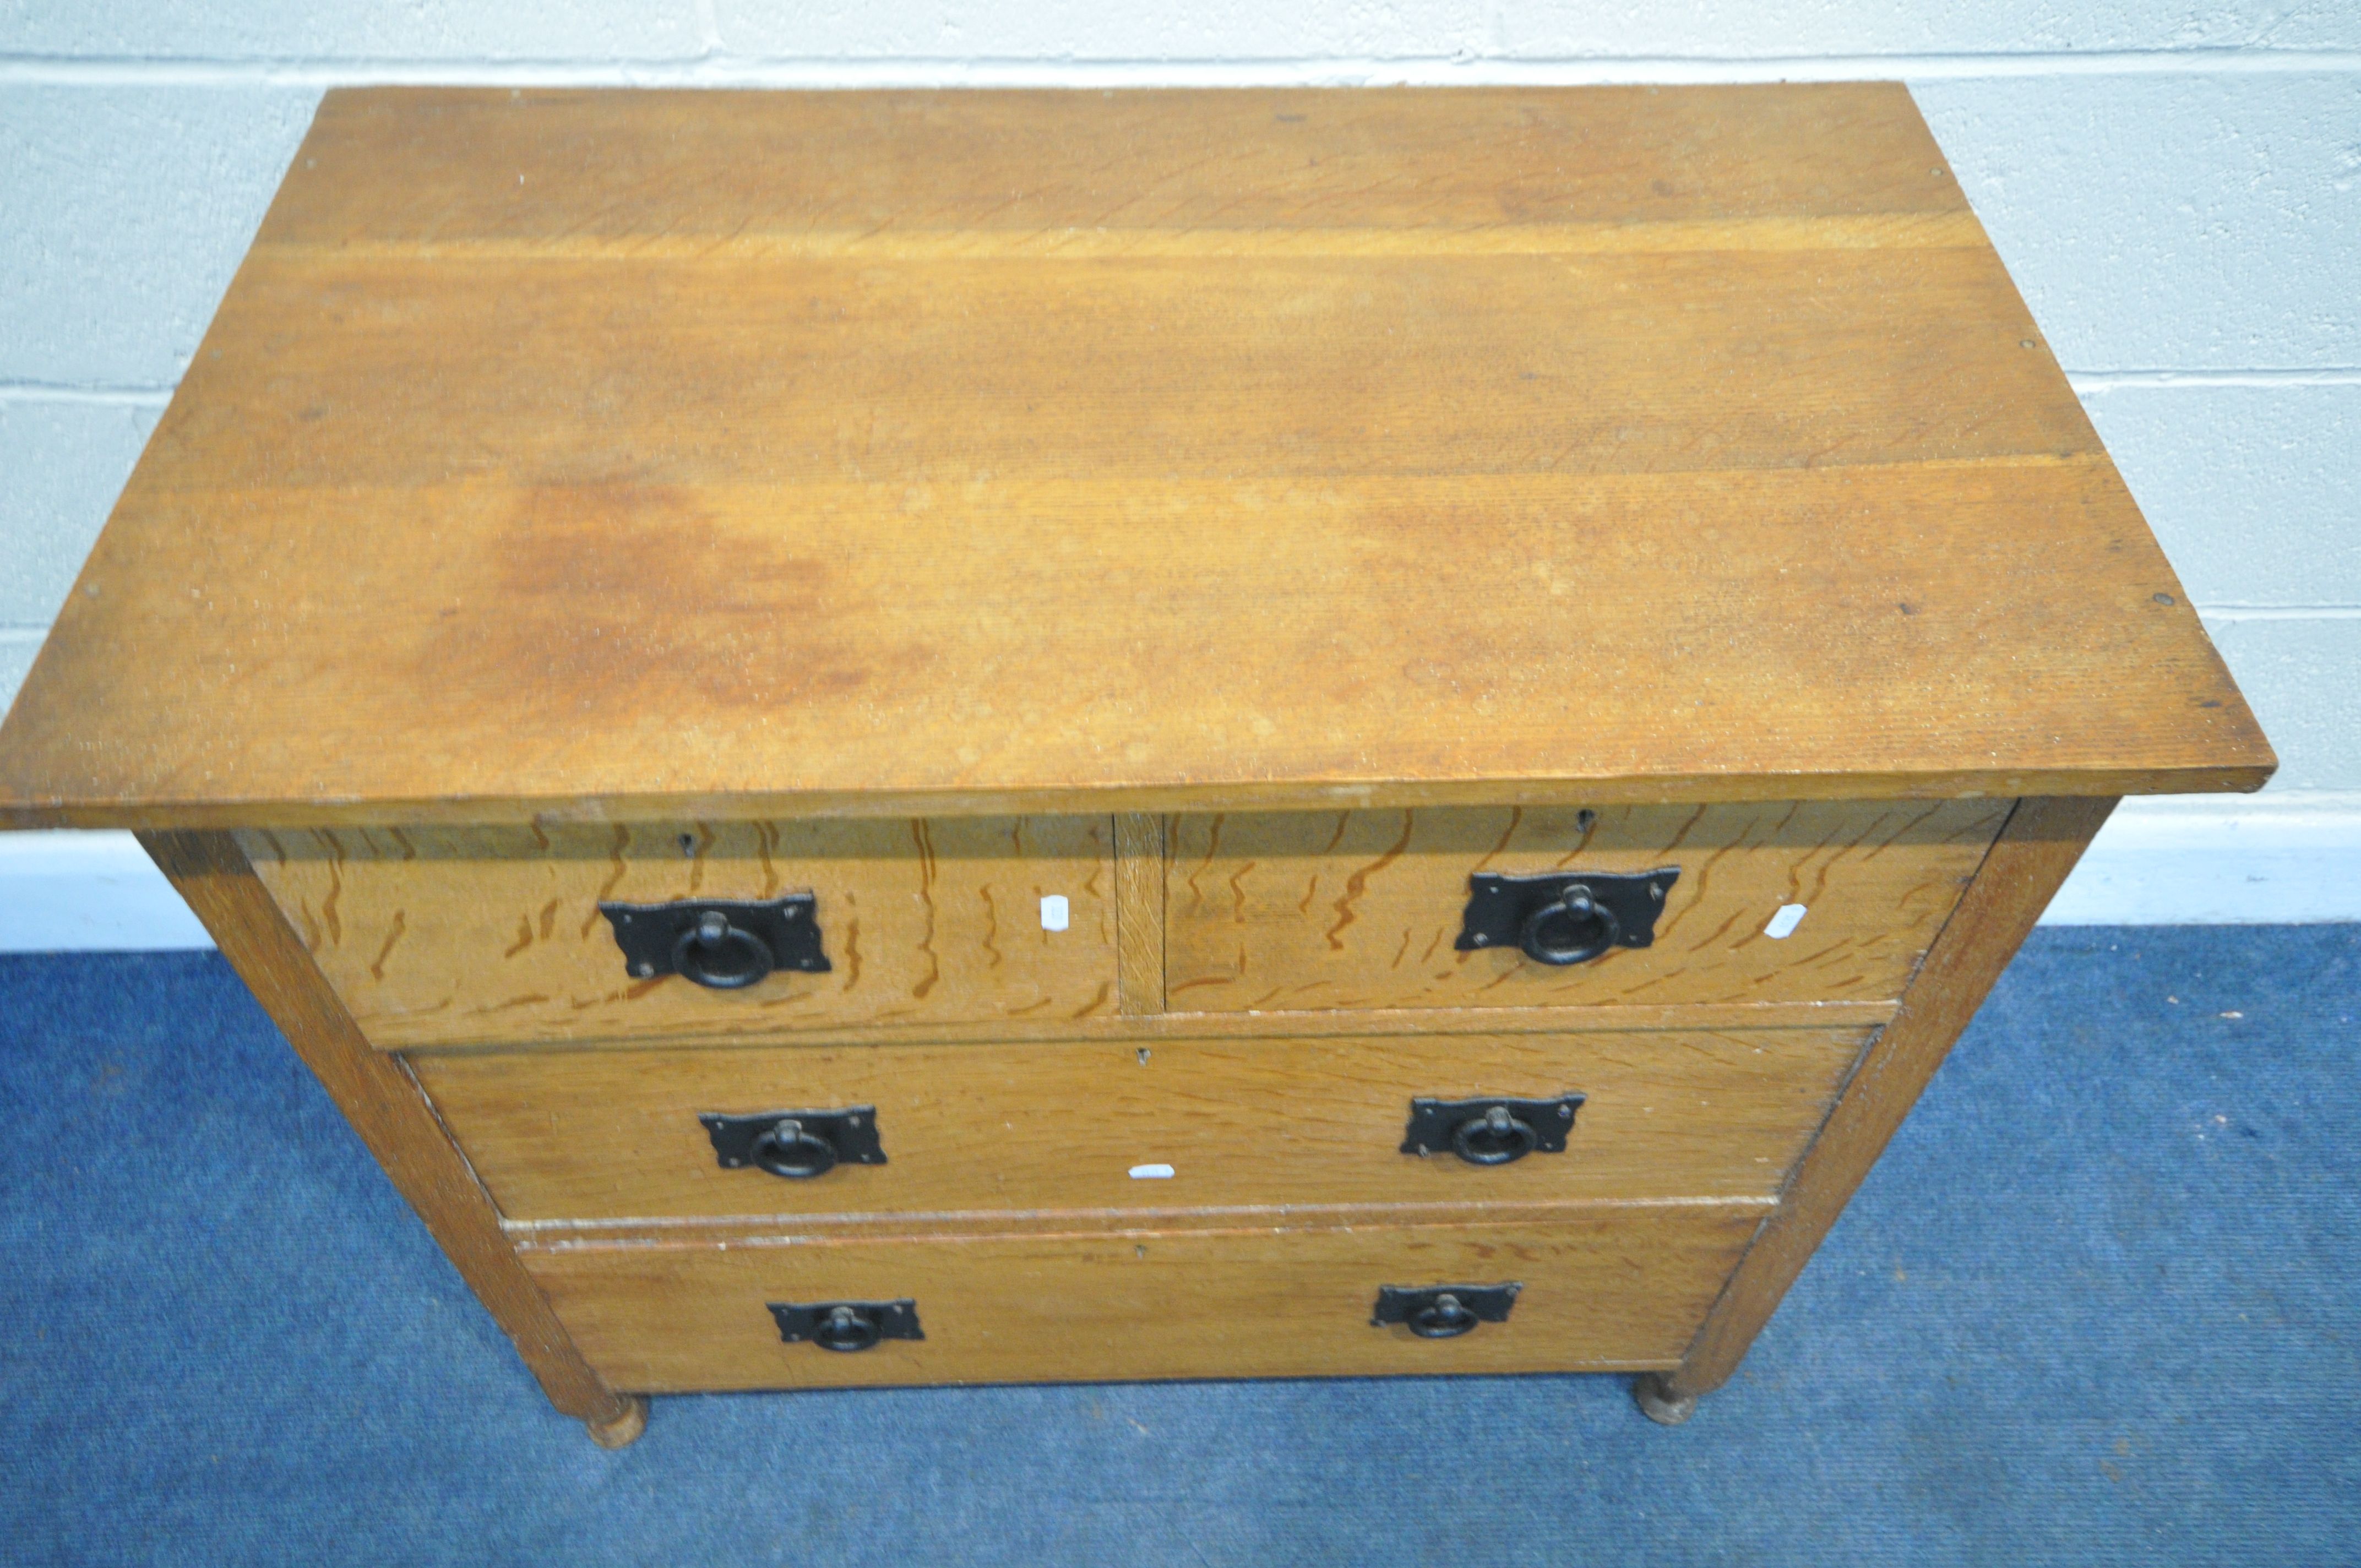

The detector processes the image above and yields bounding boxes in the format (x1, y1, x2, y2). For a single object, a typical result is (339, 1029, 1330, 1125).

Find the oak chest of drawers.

(0, 84, 2272, 1445)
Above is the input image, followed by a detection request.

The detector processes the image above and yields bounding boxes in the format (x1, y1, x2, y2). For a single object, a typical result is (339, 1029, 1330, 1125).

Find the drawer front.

(238, 817, 1117, 1049)
(1165, 801, 2008, 1013)
(523, 1206, 1762, 1390)
(416, 1026, 1870, 1222)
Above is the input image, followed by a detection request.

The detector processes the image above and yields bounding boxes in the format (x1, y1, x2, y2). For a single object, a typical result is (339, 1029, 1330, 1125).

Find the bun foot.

(1632, 1373, 1699, 1427)
(585, 1393, 648, 1450)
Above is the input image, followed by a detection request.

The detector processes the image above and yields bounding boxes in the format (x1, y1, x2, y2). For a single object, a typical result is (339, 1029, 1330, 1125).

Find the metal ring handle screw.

(1451, 1104, 1540, 1167)
(1518, 886, 1621, 966)
(671, 908, 777, 990)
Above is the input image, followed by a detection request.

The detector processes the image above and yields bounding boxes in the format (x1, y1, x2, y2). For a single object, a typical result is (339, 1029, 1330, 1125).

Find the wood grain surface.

(1113, 812, 1167, 1015)
(1165, 801, 2006, 1012)
(247, 85, 1992, 249)
(352, 997, 1896, 1054)
(1663, 795, 2114, 1398)
(138, 830, 635, 1426)
(238, 816, 1116, 1050)
(520, 1202, 1765, 1389)
(0, 86, 2269, 829)
(414, 1025, 1872, 1223)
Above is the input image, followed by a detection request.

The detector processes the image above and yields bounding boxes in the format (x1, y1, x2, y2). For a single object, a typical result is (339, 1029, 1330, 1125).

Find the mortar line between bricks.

(0, 48, 2359, 89)
(2074, 369, 2361, 391)
(2118, 788, 2361, 807)
(2197, 607, 2361, 622)
(0, 384, 174, 407)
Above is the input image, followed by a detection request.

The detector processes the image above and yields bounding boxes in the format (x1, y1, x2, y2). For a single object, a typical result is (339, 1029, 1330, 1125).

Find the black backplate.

(1370, 1283, 1523, 1327)
(1454, 869, 1678, 954)
(598, 894, 830, 981)
(700, 1108, 886, 1169)
(768, 1300, 925, 1345)
(1400, 1095, 1584, 1157)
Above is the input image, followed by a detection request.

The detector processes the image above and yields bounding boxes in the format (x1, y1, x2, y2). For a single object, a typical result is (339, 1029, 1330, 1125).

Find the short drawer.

(238, 817, 1117, 1049)
(412, 1026, 1870, 1222)
(1164, 801, 2008, 1013)
(521, 1205, 1762, 1390)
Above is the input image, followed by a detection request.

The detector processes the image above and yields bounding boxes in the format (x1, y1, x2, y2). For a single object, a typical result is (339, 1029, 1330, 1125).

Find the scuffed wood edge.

(507, 1195, 1778, 1251)
(1661, 794, 2119, 1398)
(1114, 812, 1168, 1015)
(377, 999, 1898, 1058)
(138, 828, 637, 1428)
(0, 764, 2266, 832)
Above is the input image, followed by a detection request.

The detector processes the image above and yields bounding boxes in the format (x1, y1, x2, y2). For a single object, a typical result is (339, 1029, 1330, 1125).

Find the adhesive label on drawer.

(1129, 1163, 1177, 1180)
(1040, 895, 1070, 932)
(1764, 903, 1808, 939)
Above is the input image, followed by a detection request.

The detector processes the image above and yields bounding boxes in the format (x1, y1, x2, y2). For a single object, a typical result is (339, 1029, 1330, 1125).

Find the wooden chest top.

(0, 84, 2271, 827)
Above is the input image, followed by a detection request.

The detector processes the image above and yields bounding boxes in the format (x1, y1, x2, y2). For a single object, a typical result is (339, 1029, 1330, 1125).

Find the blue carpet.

(3, 928, 2356, 1565)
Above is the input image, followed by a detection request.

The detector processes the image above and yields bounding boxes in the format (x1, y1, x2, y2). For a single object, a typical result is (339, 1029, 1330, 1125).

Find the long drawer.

(1163, 801, 2009, 1013)
(237, 817, 1118, 1050)
(521, 1205, 1765, 1390)
(414, 1027, 1872, 1223)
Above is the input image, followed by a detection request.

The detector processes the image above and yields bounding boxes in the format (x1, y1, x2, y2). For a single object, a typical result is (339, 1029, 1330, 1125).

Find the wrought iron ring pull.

(700, 1108, 883, 1180)
(1456, 870, 1673, 968)
(814, 1305, 883, 1353)
(769, 1298, 922, 1352)
(1372, 1282, 1521, 1338)
(1401, 1096, 1581, 1166)
(1409, 1293, 1480, 1338)
(599, 895, 829, 990)
(1452, 1104, 1539, 1166)
(1520, 885, 1620, 966)
(750, 1118, 837, 1179)
(676, 908, 773, 989)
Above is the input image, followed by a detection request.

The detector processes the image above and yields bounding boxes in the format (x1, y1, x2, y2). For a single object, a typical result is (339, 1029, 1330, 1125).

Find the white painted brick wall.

(2, 3, 2357, 944)
(0, 87, 318, 386)
(0, 399, 159, 621)
(1916, 76, 2360, 371)
(0, 2, 708, 61)
(2083, 385, 2359, 607)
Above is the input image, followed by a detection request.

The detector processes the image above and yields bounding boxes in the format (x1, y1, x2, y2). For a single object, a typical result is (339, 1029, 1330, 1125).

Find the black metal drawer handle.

(1457, 869, 1677, 967)
(769, 1299, 923, 1353)
(681, 910, 770, 988)
(817, 1306, 881, 1352)
(1455, 1106, 1535, 1164)
(1373, 1283, 1521, 1338)
(599, 895, 831, 990)
(1524, 887, 1615, 965)
(1413, 1294, 1478, 1337)
(753, 1119, 836, 1178)
(701, 1108, 885, 1179)
(1402, 1095, 1582, 1166)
